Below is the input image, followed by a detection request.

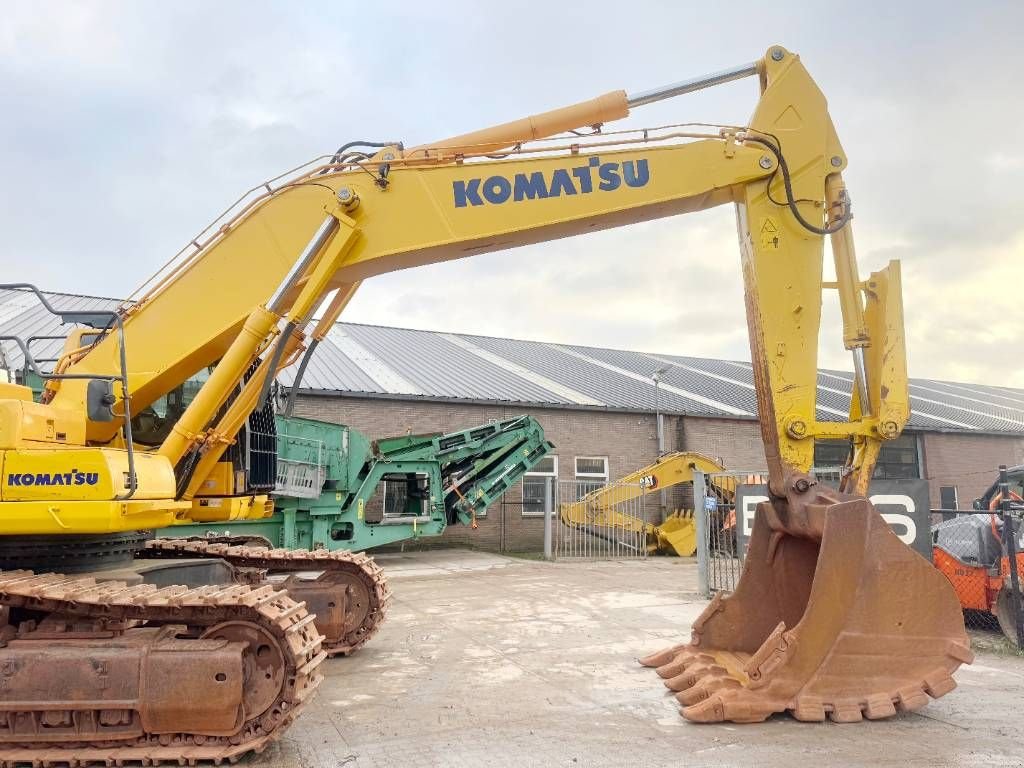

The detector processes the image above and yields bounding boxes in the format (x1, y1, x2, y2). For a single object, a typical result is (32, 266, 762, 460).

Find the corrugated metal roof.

(3, 287, 1023, 435)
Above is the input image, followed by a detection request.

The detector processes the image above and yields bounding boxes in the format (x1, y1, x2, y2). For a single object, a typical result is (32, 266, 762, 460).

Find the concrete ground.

(254, 550, 1024, 768)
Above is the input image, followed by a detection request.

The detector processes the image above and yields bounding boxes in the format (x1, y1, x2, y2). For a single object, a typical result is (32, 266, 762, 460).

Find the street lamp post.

(652, 366, 669, 520)
(652, 366, 668, 454)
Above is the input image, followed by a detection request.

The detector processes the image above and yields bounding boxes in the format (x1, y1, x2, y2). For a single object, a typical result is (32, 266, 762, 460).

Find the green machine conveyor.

(160, 414, 553, 551)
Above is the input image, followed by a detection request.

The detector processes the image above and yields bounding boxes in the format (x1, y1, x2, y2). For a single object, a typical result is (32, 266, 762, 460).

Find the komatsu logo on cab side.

(6, 469, 100, 487)
(452, 157, 650, 208)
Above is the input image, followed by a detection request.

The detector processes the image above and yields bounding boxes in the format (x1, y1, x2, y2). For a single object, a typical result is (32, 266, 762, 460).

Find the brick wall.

(921, 432, 1024, 509)
(293, 394, 695, 551)
(679, 417, 766, 469)
(292, 393, 1024, 547)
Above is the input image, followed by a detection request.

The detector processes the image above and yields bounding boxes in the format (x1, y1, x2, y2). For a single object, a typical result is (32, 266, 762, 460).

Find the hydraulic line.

(322, 140, 404, 172)
(744, 135, 852, 235)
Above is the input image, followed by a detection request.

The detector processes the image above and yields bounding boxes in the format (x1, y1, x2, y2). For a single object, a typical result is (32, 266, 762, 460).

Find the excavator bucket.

(640, 498, 973, 723)
(656, 511, 697, 557)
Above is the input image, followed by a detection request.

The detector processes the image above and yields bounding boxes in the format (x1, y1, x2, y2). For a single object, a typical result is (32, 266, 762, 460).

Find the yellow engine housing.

(0, 447, 189, 534)
(0, 398, 85, 449)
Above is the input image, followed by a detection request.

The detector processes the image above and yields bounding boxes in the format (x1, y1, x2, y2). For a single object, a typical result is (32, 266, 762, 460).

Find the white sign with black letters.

(733, 479, 932, 561)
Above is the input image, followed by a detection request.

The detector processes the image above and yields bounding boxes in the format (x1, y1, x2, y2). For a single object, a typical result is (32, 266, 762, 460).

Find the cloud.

(901, 233, 1024, 387)
(1, 1, 1021, 389)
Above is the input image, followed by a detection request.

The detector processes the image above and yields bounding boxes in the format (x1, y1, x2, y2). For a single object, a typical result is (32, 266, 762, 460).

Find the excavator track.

(0, 569, 326, 766)
(142, 539, 393, 656)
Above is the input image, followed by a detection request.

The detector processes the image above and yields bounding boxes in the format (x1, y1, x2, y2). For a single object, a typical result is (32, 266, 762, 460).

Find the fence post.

(543, 476, 554, 561)
(998, 465, 1024, 648)
(693, 469, 710, 598)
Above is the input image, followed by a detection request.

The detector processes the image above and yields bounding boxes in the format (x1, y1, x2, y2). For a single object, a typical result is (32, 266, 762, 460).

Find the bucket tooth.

(923, 670, 956, 699)
(642, 497, 972, 724)
(676, 674, 741, 706)
(828, 701, 863, 723)
(664, 660, 725, 692)
(681, 696, 726, 723)
(657, 650, 714, 680)
(655, 652, 696, 679)
(896, 685, 929, 712)
(792, 696, 826, 722)
(863, 694, 897, 720)
(683, 690, 772, 724)
(638, 644, 686, 668)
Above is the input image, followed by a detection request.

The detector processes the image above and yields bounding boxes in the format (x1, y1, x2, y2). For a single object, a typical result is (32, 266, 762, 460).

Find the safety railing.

(0, 283, 139, 499)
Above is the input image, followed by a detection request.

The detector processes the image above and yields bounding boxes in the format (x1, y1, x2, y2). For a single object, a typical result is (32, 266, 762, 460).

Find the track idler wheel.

(281, 570, 368, 653)
(640, 497, 974, 723)
(202, 621, 287, 720)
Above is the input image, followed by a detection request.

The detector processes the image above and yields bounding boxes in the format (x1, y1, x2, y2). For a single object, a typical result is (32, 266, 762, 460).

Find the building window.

(522, 455, 558, 517)
(939, 485, 958, 511)
(574, 456, 609, 496)
(813, 433, 921, 480)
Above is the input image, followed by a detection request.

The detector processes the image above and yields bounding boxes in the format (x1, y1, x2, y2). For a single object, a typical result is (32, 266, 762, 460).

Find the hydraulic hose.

(744, 135, 852, 235)
(283, 337, 320, 417)
(257, 321, 296, 410)
(321, 140, 404, 173)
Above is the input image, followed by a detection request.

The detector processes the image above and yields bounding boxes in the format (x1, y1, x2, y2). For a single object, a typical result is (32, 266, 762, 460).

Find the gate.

(548, 479, 651, 559)
(692, 469, 769, 594)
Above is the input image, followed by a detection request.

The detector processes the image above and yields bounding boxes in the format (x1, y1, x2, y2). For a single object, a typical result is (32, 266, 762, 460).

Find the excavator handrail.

(128, 121, 745, 312)
(0, 283, 139, 499)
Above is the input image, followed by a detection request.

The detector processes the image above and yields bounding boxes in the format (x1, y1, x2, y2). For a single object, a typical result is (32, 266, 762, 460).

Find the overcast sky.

(2, 2, 1021, 386)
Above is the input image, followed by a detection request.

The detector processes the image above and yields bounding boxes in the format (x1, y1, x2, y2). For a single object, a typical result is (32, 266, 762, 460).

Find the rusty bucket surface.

(640, 496, 973, 723)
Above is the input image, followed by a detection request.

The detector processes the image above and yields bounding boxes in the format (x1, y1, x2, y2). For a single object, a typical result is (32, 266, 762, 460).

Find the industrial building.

(3, 286, 1023, 553)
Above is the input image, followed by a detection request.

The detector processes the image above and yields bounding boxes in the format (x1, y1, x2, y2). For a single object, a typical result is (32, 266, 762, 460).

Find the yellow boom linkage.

(560, 452, 727, 556)
(0, 45, 969, 727)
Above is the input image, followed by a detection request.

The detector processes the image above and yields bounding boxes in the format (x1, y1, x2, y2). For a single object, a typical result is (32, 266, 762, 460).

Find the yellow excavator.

(560, 452, 728, 556)
(0, 44, 971, 763)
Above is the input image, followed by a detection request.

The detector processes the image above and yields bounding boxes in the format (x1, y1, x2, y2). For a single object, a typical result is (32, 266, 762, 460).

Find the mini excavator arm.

(560, 452, 723, 534)
(570, 452, 726, 512)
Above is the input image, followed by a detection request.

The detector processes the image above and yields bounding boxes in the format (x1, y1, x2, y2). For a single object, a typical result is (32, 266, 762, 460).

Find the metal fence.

(931, 510, 1023, 642)
(547, 479, 651, 559)
(693, 469, 769, 594)
(932, 467, 1024, 650)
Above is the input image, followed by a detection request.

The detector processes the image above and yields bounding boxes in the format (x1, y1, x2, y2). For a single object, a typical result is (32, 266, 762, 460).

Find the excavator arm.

(559, 452, 726, 555)
(566, 451, 726, 512)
